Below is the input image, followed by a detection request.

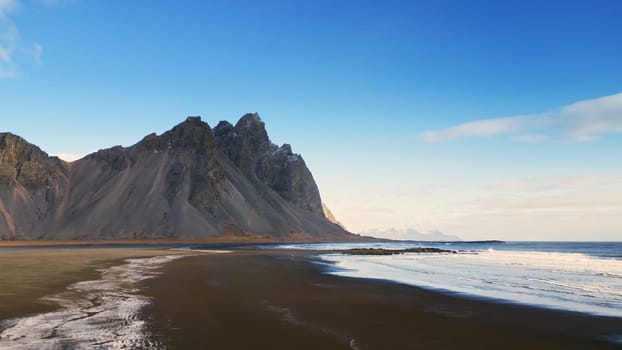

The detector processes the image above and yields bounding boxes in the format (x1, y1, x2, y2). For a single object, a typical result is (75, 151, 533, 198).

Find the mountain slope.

(0, 133, 69, 239)
(0, 115, 351, 240)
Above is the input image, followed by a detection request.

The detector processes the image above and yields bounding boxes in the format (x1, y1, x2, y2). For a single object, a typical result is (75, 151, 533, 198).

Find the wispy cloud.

(419, 93, 622, 142)
(0, 0, 19, 17)
(487, 174, 622, 194)
(362, 227, 460, 241)
(420, 115, 530, 142)
(435, 173, 622, 240)
(450, 174, 622, 218)
(0, 0, 43, 78)
(35, 0, 76, 6)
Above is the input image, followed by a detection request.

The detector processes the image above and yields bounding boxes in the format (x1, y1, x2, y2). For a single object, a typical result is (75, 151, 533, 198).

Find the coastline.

(0, 235, 375, 248)
(0, 250, 201, 349)
(0, 247, 193, 321)
(143, 250, 622, 349)
(1, 246, 620, 349)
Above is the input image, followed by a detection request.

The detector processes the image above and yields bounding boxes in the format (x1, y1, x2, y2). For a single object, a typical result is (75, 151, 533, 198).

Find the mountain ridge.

(0, 115, 352, 241)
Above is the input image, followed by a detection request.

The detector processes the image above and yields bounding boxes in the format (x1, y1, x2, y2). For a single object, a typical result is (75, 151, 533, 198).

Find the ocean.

(277, 241, 622, 318)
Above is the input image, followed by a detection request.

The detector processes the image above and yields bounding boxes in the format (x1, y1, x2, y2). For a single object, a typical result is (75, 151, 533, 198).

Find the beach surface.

(1, 246, 621, 349)
(0, 246, 191, 321)
(143, 250, 622, 350)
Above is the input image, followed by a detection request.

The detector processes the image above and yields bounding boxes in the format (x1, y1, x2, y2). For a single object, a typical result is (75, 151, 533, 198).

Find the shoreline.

(143, 250, 622, 349)
(1, 246, 621, 349)
(0, 236, 375, 248)
(311, 255, 622, 335)
(0, 246, 196, 322)
(0, 253, 192, 349)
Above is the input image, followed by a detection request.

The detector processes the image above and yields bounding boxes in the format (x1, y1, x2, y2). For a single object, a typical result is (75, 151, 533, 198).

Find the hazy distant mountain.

(363, 228, 461, 241)
(0, 115, 352, 240)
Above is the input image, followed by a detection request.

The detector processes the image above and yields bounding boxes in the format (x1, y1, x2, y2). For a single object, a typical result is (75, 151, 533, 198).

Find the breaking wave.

(318, 248, 622, 318)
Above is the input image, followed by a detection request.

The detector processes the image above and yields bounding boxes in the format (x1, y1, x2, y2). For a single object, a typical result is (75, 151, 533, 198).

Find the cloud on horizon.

(362, 227, 461, 241)
(433, 173, 622, 241)
(52, 152, 83, 162)
(420, 93, 622, 143)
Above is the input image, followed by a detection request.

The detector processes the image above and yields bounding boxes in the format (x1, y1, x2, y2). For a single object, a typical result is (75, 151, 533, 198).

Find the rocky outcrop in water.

(339, 247, 456, 255)
(0, 115, 351, 240)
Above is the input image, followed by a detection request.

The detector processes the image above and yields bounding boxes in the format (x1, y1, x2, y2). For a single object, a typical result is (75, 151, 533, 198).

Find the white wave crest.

(320, 250, 622, 318)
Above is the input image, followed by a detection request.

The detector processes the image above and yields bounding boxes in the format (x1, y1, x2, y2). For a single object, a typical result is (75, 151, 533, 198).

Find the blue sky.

(1, 0, 622, 240)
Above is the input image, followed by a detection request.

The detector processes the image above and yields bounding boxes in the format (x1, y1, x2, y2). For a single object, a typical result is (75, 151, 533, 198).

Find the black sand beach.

(1, 246, 621, 349)
(142, 250, 622, 350)
(0, 247, 192, 321)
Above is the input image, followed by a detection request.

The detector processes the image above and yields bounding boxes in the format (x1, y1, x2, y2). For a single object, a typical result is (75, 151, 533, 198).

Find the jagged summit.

(0, 132, 68, 189)
(185, 115, 202, 124)
(235, 112, 263, 127)
(0, 132, 52, 161)
(214, 121, 234, 136)
(0, 114, 351, 241)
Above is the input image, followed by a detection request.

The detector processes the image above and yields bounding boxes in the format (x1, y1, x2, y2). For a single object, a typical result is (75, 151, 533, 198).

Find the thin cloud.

(0, 0, 19, 17)
(419, 93, 622, 142)
(0, 0, 44, 78)
(457, 174, 622, 218)
(489, 174, 622, 193)
(419, 115, 529, 142)
(511, 134, 550, 143)
(35, 0, 77, 6)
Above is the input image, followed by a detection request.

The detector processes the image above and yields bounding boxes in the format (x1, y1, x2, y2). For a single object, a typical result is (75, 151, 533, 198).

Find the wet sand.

(0, 247, 190, 320)
(143, 251, 622, 350)
(1, 247, 621, 349)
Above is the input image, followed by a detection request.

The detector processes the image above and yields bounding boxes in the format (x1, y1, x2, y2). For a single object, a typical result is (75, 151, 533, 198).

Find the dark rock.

(255, 143, 323, 214)
(0, 115, 351, 240)
(0, 133, 69, 239)
(339, 247, 456, 255)
(0, 133, 68, 189)
(165, 162, 185, 205)
(213, 121, 234, 137)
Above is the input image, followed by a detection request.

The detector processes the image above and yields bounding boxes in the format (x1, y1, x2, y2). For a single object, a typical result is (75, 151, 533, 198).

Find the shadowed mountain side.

(0, 115, 351, 240)
(0, 133, 69, 239)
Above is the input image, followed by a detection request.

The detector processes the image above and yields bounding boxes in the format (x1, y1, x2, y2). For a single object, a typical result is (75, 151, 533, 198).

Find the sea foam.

(319, 248, 622, 318)
(0, 255, 184, 350)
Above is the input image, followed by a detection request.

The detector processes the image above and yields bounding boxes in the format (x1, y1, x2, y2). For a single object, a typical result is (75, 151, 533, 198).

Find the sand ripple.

(0, 255, 183, 350)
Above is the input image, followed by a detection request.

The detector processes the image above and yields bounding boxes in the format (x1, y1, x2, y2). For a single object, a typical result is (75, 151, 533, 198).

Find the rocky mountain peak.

(234, 113, 268, 139)
(185, 116, 203, 125)
(277, 143, 293, 154)
(171, 116, 211, 135)
(214, 121, 234, 136)
(0, 114, 352, 240)
(0, 133, 67, 188)
(134, 116, 216, 153)
(1, 133, 47, 160)
(233, 113, 270, 147)
(215, 113, 272, 173)
(235, 113, 263, 128)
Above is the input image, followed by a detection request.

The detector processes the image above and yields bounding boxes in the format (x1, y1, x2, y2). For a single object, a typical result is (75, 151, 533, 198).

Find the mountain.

(0, 114, 352, 241)
(362, 228, 461, 241)
(321, 203, 346, 230)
